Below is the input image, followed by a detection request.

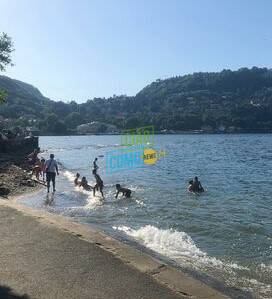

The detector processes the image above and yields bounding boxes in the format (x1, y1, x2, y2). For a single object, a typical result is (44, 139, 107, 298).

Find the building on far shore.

(77, 121, 119, 135)
(26, 126, 40, 136)
(217, 124, 226, 133)
(200, 125, 214, 133)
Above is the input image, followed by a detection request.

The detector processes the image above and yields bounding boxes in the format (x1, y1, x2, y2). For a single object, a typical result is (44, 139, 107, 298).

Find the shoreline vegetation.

(1, 67, 272, 136)
(38, 130, 272, 137)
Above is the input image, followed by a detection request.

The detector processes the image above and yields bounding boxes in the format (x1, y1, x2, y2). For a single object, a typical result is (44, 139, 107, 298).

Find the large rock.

(0, 186, 10, 196)
(0, 135, 38, 154)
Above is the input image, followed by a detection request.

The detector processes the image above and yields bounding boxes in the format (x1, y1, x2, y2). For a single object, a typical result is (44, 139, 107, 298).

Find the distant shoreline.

(37, 131, 272, 137)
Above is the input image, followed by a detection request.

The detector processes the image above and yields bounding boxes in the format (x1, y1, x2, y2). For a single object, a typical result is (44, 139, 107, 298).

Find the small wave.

(95, 143, 120, 149)
(260, 263, 272, 273)
(135, 199, 145, 206)
(113, 225, 212, 264)
(44, 143, 120, 153)
(63, 170, 75, 182)
(112, 225, 272, 297)
(243, 278, 272, 298)
(63, 170, 102, 209)
(112, 225, 248, 271)
(73, 184, 103, 209)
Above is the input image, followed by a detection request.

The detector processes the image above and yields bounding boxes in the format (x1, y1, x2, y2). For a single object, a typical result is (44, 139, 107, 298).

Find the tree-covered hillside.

(1, 67, 272, 134)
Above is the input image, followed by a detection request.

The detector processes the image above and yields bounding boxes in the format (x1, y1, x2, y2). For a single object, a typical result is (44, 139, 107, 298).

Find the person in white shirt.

(45, 154, 59, 193)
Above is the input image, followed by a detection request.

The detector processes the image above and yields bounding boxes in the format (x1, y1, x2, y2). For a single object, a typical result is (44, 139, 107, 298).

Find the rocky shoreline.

(0, 153, 41, 198)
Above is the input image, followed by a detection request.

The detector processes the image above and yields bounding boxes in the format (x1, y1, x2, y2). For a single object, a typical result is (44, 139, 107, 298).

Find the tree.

(0, 33, 14, 71)
(45, 113, 58, 132)
(64, 112, 82, 129)
(0, 89, 7, 104)
(53, 121, 67, 135)
(0, 33, 14, 105)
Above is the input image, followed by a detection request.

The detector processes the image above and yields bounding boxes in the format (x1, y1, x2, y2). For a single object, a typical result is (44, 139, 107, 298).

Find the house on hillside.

(77, 121, 118, 135)
(217, 124, 226, 133)
(201, 125, 214, 133)
(26, 126, 40, 136)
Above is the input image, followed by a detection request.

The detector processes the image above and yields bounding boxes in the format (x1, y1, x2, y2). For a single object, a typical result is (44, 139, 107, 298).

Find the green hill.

(0, 75, 50, 120)
(1, 67, 272, 134)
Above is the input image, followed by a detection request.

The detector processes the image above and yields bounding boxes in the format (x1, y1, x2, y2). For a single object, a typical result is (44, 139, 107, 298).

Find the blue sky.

(1, 0, 272, 102)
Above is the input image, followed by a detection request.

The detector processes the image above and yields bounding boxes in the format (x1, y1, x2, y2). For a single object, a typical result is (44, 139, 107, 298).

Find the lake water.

(21, 134, 272, 298)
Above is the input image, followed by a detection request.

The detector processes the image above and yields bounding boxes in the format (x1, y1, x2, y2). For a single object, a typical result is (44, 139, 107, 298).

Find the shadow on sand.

(0, 285, 30, 299)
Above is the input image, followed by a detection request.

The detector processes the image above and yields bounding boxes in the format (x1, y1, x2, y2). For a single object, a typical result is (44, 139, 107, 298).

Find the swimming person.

(192, 176, 204, 192)
(92, 169, 104, 198)
(74, 173, 81, 186)
(188, 180, 194, 192)
(45, 154, 59, 193)
(115, 184, 132, 198)
(80, 176, 92, 191)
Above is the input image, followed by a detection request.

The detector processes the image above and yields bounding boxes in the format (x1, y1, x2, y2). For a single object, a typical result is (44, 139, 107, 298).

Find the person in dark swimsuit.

(74, 173, 81, 186)
(92, 169, 104, 198)
(93, 157, 99, 171)
(188, 180, 194, 192)
(115, 184, 132, 198)
(80, 176, 93, 191)
(192, 176, 204, 192)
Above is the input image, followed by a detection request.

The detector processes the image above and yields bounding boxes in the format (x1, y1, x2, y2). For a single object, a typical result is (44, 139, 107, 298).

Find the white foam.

(260, 263, 272, 272)
(135, 199, 145, 206)
(113, 225, 209, 264)
(63, 170, 75, 183)
(113, 225, 249, 271)
(244, 278, 272, 297)
(63, 170, 102, 209)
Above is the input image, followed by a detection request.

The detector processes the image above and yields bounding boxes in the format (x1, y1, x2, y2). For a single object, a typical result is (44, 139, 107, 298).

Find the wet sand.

(0, 199, 230, 299)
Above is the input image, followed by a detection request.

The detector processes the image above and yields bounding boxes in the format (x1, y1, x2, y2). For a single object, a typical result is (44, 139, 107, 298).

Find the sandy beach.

(0, 198, 230, 299)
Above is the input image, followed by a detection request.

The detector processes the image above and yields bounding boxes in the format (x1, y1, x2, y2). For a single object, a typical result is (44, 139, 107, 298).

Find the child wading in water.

(80, 177, 93, 191)
(74, 173, 81, 186)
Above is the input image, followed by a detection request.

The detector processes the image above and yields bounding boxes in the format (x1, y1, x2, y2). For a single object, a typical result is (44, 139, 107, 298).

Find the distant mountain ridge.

(0, 75, 45, 101)
(1, 67, 272, 134)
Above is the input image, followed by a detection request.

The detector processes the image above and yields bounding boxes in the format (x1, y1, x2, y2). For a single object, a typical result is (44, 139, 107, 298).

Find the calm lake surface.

(21, 134, 272, 298)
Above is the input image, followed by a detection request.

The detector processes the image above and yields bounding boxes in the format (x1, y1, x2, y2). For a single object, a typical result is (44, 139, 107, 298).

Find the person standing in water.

(40, 158, 46, 182)
(74, 173, 81, 186)
(45, 154, 59, 193)
(93, 157, 99, 172)
(92, 169, 104, 198)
